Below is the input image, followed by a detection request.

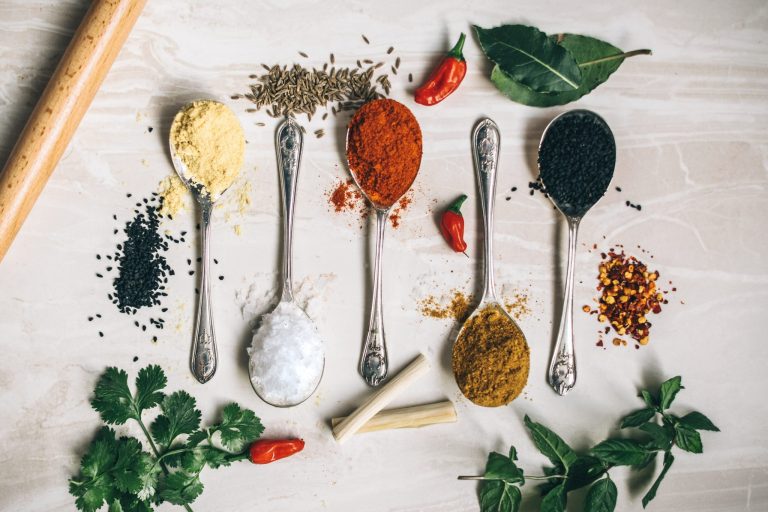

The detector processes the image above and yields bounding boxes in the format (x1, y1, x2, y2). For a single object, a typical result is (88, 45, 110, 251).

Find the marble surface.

(1, 1, 767, 510)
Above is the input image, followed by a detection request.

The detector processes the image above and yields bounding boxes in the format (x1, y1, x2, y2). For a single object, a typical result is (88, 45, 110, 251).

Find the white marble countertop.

(1, 1, 766, 511)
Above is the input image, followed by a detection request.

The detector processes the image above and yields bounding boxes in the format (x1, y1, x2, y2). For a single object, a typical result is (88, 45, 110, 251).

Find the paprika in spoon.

(415, 33, 467, 106)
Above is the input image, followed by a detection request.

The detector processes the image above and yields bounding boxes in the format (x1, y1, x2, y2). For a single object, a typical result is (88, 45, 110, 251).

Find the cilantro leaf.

(151, 391, 201, 448)
(134, 365, 166, 414)
(524, 415, 577, 472)
(480, 480, 521, 512)
(619, 407, 656, 429)
(659, 376, 683, 410)
(679, 411, 719, 432)
(158, 471, 204, 505)
(674, 424, 703, 453)
(591, 439, 651, 466)
(642, 451, 674, 507)
(69, 427, 120, 512)
(108, 501, 124, 512)
(214, 403, 264, 452)
(584, 476, 617, 512)
(91, 368, 137, 425)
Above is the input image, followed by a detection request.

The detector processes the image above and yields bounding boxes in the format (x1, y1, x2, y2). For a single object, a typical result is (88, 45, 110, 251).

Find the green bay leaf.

(490, 34, 632, 107)
(474, 25, 582, 93)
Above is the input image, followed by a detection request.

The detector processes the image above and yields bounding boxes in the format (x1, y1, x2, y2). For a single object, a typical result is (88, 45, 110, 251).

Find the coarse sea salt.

(247, 301, 324, 407)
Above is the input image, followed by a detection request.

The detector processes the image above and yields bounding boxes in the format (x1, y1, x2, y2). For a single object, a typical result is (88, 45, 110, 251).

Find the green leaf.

(659, 376, 683, 410)
(524, 415, 577, 471)
(108, 500, 125, 512)
(479, 480, 521, 512)
(151, 391, 202, 448)
(214, 403, 264, 452)
(185, 430, 208, 447)
(490, 34, 646, 107)
(565, 455, 607, 491)
(474, 25, 582, 93)
(639, 422, 675, 451)
(91, 368, 137, 425)
(674, 424, 703, 453)
(641, 390, 658, 409)
(591, 439, 651, 466)
(620, 407, 657, 429)
(679, 411, 720, 432)
(484, 451, 524, 484)
(111, 437, 147, 494)
(585, 476, 618, 512)
(540, 483, 567, 512)
(134, 365, 166, 414)
(642, 451, 674, 508)
(158, 472, 204, 505)
(69, 427, 120, 512)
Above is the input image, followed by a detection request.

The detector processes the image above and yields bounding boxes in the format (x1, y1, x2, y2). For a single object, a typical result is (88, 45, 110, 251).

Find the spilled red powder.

(389, 196, 411, 228)
(327, 178, 411, 229)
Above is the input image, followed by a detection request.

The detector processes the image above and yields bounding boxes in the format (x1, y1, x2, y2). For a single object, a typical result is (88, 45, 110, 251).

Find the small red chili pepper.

(415, 33, 467, 106)
(440, 194, 468, 256)
(248, 438, 305, 464)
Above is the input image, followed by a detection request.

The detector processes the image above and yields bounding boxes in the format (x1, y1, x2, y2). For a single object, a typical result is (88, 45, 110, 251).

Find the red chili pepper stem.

(448, 194, 468, 214)
(447, 32, 466, 61)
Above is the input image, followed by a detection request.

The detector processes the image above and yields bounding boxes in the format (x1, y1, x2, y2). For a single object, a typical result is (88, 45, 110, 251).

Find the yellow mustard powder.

(170, 100, 245, 199)
(158, 175, 188, 217)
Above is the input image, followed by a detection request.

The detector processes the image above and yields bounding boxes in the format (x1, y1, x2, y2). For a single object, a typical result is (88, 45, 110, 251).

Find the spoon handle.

(276, 117, 303, 302)
(548, 218, 580, 395)
(360, 208, 389, 387)
(472, 118, 501, 300)
(191, 200, 217, 383)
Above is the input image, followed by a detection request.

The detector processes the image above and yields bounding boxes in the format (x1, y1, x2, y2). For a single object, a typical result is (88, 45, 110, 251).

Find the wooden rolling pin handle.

(0, 0, 147, 263)
(332, 353, 430, 444)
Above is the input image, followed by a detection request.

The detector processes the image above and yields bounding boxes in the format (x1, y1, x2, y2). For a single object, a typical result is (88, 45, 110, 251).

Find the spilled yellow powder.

(170, 100, 244, 200)
(158, 175, 189, 217)
(233, 224, 242, 236)
(237, 181, 252, 215)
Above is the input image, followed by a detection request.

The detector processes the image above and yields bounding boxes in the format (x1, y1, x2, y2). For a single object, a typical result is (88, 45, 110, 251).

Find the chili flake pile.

(585, 250, 670, 347)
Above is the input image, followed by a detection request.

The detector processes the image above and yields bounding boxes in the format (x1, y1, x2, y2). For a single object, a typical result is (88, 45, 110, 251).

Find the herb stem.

(579, 49, 653, 67)
(458, 474, 568, 481)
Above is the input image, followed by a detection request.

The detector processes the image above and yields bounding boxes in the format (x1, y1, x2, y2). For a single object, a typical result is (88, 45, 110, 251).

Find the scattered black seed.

(538, 111, 615, 217)
(134, 321, 139, 327)
(113, 229, 118, 234)
(213, 259, 218, 264)
(106, 266, 112, 271)
(152, 336, 157, 342)
(96, 254, 101, 260)
(98, 331, 104, 337)
(148, 127, 153, 133)
(142, 325, 146, 331)
(387, 46, 394, 54)
(298, 51, 308, 58)
(188, 270, 194, 275)
(96, 273, 103, 278)
(511, 186, 517, 192)
(362, 34, 370, 44)
(96, 314, 102, 318)
(88, 316, 93, 321)
(218, 276, 224, 280)
(187, 259, 192, 265)
(133, 356, 139, 362)
(196, 257, 201, 263)
(506, 197, 511, 201)
(161, 308, 168, 312)
(616, 186, 622, 192)
(106, 255, 112, 260)
(408, 73, 413, 83)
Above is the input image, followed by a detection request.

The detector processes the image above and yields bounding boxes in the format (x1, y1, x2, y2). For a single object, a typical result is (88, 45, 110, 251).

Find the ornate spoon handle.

(191, 199, 217, 384)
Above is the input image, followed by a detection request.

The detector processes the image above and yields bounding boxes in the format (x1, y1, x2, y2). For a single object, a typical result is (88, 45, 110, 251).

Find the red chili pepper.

(440, 194, 468, 256)
(248, 438, 305, 464)
(415, 33, 467, 106)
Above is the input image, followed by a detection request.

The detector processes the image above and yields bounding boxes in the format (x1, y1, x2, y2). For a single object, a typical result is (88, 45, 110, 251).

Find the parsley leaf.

(214, 403, 264, 452)
(91, 368, 137, 425)
(69, 427, 120, 512)
(159, 472, 204, 505)
(151, 391, 201, 448)
(134, 365, 166, 414)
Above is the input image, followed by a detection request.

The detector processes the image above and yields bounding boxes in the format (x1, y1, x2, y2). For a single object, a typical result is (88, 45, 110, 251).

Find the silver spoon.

(345, 100, 422, 387)
(169, 100, 241, 384)
(539, 109, 616, 396)
(248, 117, 325, 407)
(452, 118, 530, 406)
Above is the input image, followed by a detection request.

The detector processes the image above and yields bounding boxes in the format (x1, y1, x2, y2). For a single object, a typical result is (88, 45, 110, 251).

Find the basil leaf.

(591, 439, 651, 466)
(620, 407, 656, 429)
(474, 25, 582, 93)
(679, 411, 720, 432)
(485, 451, 525, 484)
(490, 34, 636, 107)
(641, 390, 658, 409)
(642, 451, 674, 508)
(524, 415, 577, 471)
(565, 455, 607, 491)
(480, 481, 521, 512)
(540, 483, 567, 512)
(639, 422, 674, 451)
(659, 376, 683, 410)
(585, 476, 618, 512)
(674, 424, 703, 453)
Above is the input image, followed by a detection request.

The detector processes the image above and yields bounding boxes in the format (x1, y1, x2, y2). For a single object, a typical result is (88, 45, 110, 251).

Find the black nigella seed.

(218, 276, 224, 280)
(106, 266, 112, 271)
(187, 259, 192, 265)
(161, 308, 168, 312)
(96, 254, 101, 260)
(181, 231, 187, 236)
(142, 325, 146, 331)
(616, 186, 622, 192)
(96, 273, 103, 278)
(133, 356, 139, 362)
(214, 259, 218, 264)
(99, 331, 104, 337)
(152, 336, 158, 342)
(196, 257, 201, 262)
(511, 187, 517, 192)
(134, 321, 139, 327)
(188, 270, 194, 275)
(88, 316, 93, 321)
(148, 126, 154, 133)
(126, 193, 132, 198)
(96, 313, 102, 318)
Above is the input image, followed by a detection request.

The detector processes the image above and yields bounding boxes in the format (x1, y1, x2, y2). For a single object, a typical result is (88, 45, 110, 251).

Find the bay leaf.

(474, 25, 582, 93)
(490, 34, 627, 107)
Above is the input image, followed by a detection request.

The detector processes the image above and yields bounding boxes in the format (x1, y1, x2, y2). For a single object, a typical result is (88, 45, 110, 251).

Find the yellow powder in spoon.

(170, 100, 245, 199)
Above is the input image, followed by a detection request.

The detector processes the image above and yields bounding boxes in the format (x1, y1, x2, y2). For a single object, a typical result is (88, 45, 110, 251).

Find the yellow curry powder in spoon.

(452, 304, 530, 407)
(170, 100, 244, 199)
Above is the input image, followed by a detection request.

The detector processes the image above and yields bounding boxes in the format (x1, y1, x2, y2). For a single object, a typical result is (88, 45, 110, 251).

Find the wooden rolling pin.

(331, 400, 457, 434)
(332, 353, 430, 444)
(0, 0, 147, 263)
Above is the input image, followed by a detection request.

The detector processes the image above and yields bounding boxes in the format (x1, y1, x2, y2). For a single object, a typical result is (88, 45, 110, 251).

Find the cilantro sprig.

(459, 376, 719, 511)
(70, 365, 264, 512)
